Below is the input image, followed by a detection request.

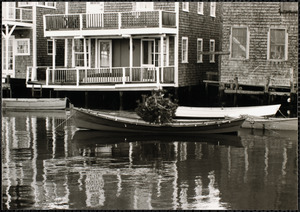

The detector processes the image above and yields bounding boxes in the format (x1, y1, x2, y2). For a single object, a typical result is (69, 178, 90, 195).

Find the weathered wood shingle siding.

(221, 2, 298, 87)
(178, 2, 222, 87)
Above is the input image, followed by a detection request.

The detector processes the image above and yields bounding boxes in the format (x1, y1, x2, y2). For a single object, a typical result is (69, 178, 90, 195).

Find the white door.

(98, 40, 112, 68)
(86, 2, 104, 14)
(2, 36, 15, 78)
(2, 2, 16, 20)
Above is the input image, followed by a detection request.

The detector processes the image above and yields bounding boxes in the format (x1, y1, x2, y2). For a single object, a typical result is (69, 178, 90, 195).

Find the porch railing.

(44, 11, 176, 31)
(2, 7, 33, 22)
(41, 66, 175, 86)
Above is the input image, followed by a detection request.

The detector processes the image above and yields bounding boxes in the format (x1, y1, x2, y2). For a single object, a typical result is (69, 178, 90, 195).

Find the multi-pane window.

(99, 41, 111, 68)
(37, 2, 56, 7)
(135, 2, 154, 11)
(2, 38, 14, 70)
(15, 39, 30, 55)
(209, 39, 215, 63)
(198, 2, 204, 15)
(182, 2, 189, 12)
(210, 2, 216, 17)
(182, 37, 188, 63)
(197, 38, 203, 63)
(231, 27, 249, 59)
(268, 28, 287, 60)
(74, 39, 89, 67)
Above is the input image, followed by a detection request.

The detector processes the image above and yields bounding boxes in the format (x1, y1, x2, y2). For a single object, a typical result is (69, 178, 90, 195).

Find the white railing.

(44, 11, 176, 31)
(43, 66, 175, 86)
(2, 7, 33, 22)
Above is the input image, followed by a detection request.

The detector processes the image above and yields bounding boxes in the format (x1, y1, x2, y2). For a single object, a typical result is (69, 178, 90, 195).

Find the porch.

(44, 10, 177, 37)
(26, 66, 175, 91)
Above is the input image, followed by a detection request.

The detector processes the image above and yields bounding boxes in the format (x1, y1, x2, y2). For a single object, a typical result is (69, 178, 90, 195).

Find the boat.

(71, 107, 246, 134)
(2, 98, 67, 110)
(175, 104, 281, 118)
(241, 117, 298, 131)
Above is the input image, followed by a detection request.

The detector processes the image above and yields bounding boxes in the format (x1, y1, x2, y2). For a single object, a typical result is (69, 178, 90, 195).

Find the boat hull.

(242, 117, 298, 130)
(2, 98, 67, 110)
(72, 107, 245, 134)
(175, 104, 281, 118)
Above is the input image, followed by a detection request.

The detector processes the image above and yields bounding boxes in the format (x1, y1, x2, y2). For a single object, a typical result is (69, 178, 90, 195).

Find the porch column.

(160, 35, 164, 84)
(32, 4, 37, 81)
(5, 25, 9, 78)
(52, 38, 56, 83)
(83, 38, 87, 80)
(129, 36, 133, 81)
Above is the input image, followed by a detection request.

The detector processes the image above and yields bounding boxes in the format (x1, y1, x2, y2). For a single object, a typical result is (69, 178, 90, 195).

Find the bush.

(135, 90, 178, 124)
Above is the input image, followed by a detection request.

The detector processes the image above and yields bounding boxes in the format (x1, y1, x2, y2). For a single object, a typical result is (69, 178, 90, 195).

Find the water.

(2, 110, 298, 210)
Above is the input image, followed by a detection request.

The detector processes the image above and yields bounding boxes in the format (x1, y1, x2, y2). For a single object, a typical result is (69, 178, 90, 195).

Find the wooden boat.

(241, 117, 298, 131)
(175, 104, 281, 118)
(2, 98, 67, 110)
(71, 107, 246, 134)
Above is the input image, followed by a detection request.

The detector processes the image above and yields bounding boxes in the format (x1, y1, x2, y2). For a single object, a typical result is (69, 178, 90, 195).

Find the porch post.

(52, 38, 56, 83)
(5, 25, 9, 78)
(129, 36, 133, 81)
(83, 38, 87, 80)
(160, 35, 164, 83)
(32, 4, 37, 81)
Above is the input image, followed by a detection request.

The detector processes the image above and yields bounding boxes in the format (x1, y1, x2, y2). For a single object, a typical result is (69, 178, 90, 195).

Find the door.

(2, 36, 15, 78)
(141, 40, 155, 67)
(2, 2, 16, 20)
(86, 2, 104, 13)
(98, 40, 112, 68)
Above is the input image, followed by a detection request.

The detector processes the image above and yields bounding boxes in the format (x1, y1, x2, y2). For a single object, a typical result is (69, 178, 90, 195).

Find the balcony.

(2, 7, 33, 25)
(44, 11, 177, 37)
(27, 66, 175, 91)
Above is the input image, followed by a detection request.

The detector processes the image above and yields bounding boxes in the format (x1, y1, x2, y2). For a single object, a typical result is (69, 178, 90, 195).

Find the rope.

(278, 109, 287, 118)
(53, 110, 75, 132)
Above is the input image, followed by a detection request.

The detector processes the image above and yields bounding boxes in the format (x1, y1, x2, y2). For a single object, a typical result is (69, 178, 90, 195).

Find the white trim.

(198, 2, 204, 15)
(267, 28, 288, 61)
(182, 2, 189, 12)
(182, 37, 188, 63)
(210, 2, 216, 17)
(230, 26, 250, 60)
(47, 39, 56, 55)
(141, 39, 155, 67)
(15, 38, 30, 56)
(209, 39, 215, 63)
(197, 38, 203, 63)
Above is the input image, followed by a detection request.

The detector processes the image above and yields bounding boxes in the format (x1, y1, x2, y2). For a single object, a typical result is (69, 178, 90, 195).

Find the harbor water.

(2, 110, 298, 210)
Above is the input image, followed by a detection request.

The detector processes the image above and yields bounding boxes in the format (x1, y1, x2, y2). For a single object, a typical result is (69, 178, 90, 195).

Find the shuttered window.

(231, 27, 249, 59)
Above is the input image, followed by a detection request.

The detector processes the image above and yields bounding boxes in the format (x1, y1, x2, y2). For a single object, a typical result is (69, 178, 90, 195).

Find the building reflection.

(1, 112, 298, 210)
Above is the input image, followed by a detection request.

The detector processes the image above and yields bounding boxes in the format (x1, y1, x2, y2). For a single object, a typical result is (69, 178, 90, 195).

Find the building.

(20, 2, 222, 108)
(2, 2, 64, 97)
(218, 2, 298, 105)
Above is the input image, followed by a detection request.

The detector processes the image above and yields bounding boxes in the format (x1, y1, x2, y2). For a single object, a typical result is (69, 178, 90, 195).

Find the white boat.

(2, 98, 67, 110)
(242, 117, 298, 131)
(175, 104, 281, 118)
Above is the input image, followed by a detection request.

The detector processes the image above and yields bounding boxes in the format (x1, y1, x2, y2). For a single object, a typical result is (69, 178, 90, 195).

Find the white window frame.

(209, 39, 215, 63)
(47, 39, 56, 55)
(267, 28, 288, 61)
(15, 38, 30, 56)
(210, 2, 216, 17)
(182, 37, 188, 63)
(73, 38, 90, 68)
(141, 39, 155, 67)
(198, 2, 204, 15)
(182, 2, 189, 12)
(230, 26, 250, 60)
(37, 2, 56, 8)
(197, 38, 203, 63)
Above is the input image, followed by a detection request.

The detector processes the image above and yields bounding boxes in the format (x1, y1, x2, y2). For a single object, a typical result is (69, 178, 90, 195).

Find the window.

(2, 37, 14, 71)
(37, 2, 56, 8)
(182, 37, 188, 63)
(74, 39, 89, 67)
(198, 2, 204, 15)
(231, 27, 249, 59)
(182, 2, 189, 12)
(209, 39, 215, 63)
(15, 39, 30, 55)
(135, 2, 153, 11)
(210, 2, 216, 17)
(47, 40, 55, 55)
(197, 38, 203, 63)
(268, 28, 287, 61)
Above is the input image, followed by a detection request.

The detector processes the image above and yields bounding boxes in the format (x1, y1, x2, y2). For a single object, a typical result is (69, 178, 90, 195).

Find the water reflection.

(2, 111, 298, 210)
